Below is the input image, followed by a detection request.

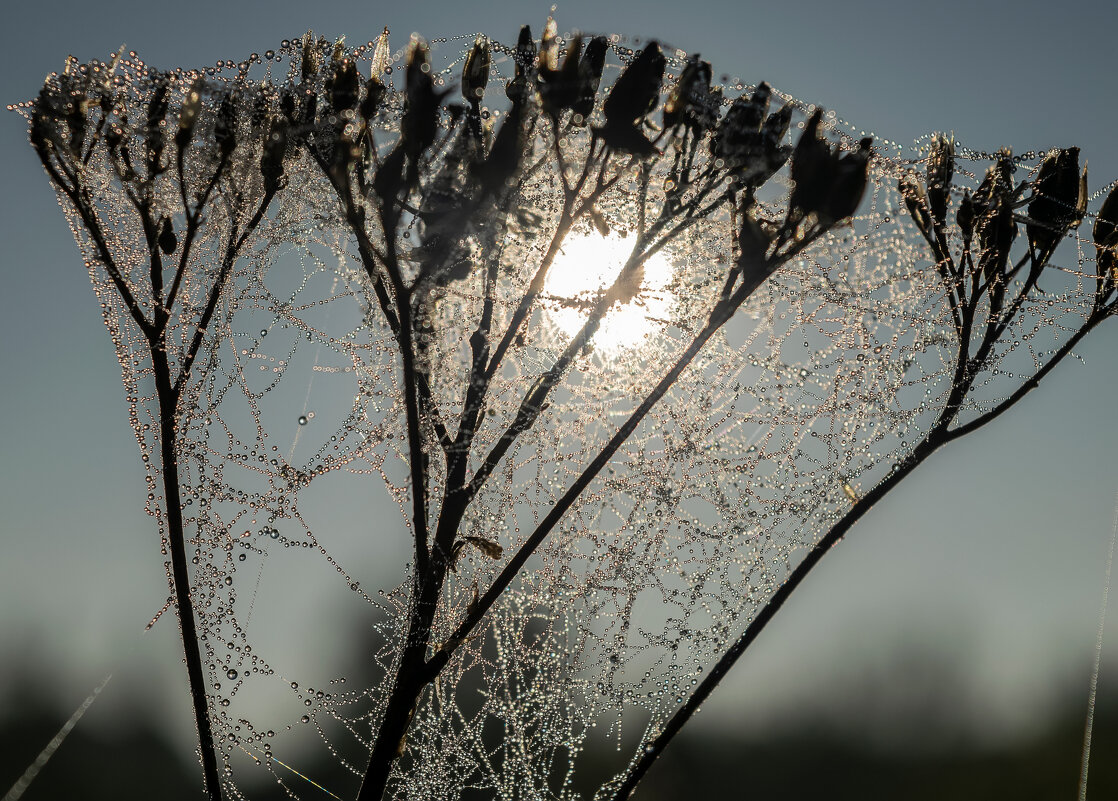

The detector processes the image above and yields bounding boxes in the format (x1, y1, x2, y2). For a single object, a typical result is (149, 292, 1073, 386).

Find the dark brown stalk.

(151, 343, 223, 801)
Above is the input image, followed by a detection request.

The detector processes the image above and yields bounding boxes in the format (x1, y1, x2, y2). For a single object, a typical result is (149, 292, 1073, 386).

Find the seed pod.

(402, 39, 448, 180)
(158, 216, 177, 255)
(760, 100, 792, 150)
(595, 122, 658, 156)
(145, 77, 168, 171)
(957, 190, 975, 247)
(571, 35, 608, 120)
(899, 172, 932, 240)
(300, 31, 319, 82)
(176, 78, 204, 151)
(788, 108, 831, 219)
(824, 137, 872, 223)
(330, 59, 360, 112)
(663, 54, 713, 134)
(464, 536, 505, 564)
(1027, 147, 1082, 261)
(370, 26, 391, 81)
(602, 42, 665, 126)
(595, 42, 665, 156)
(506, 25, 537, 105)
(477, 100, 525, 196)
(926, 134, 954, 227)
(66, 93, 87, 154)
(29, 86, 59, 160)
(1094, 185, 1118, 284)
(360, 78, 385, 122)
(461, 35, 491, 103)
(976, 197, 1017, 282)
(331, 36, 346, 65)
(373, 144, 406, 201)
(973, 150, 1014, 213)
(735, 82, 770, 133)
(737, 205, 771, 270)
(29, 107, 52, 160)
(260, 118, 288, 194)
(280, 89, 297, 123)
(538, 33, 582, 118)
(713, 84, 779, 178)
(214, 93, 236, 158)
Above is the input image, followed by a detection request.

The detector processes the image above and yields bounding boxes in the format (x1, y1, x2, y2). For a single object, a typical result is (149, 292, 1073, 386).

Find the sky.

(2, 0, 1117, 782)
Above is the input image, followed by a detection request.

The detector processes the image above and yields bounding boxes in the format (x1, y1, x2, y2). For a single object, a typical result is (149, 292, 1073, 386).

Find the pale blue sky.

(2, 0, 1117, 764)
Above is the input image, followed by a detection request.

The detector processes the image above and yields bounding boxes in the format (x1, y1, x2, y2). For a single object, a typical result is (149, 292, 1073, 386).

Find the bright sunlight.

(542, 230, 674, 353)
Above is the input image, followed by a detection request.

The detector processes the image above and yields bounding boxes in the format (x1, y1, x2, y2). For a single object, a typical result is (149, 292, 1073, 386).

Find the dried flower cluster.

(21, 21, 1117, 801)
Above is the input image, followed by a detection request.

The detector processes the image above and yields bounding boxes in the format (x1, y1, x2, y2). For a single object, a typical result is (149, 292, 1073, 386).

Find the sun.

(542, 230, 674, 353)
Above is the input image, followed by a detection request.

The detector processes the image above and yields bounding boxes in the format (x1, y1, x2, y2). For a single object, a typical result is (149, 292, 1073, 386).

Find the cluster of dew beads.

(24, 23, 1110, 801)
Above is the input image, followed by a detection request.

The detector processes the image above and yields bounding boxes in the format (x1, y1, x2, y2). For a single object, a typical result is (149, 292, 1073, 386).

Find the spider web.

(23, 27, 1107, 801)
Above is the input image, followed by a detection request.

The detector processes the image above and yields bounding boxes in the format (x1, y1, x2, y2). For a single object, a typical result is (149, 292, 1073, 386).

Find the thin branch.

(174, 188, 276, 396)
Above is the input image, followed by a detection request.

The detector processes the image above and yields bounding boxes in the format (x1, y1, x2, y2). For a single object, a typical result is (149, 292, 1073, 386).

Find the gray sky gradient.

(2, 0, 1117, 764)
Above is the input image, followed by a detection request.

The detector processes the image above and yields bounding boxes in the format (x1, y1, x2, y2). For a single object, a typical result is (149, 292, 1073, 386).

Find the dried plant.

(20, 22, 1118, 801)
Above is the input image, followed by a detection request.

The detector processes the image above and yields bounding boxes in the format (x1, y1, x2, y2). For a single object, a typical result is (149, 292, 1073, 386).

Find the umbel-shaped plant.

(21, 22, 1118, 801)
(28, 48, 288, 796)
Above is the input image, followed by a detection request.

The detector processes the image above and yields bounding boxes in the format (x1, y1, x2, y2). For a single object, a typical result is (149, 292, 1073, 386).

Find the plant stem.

(152, 345, 223, 801)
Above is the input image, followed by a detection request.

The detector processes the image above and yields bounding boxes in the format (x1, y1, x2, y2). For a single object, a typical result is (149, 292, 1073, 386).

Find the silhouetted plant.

(28, 50, 288, 801)
(21, 22, 1118, 801)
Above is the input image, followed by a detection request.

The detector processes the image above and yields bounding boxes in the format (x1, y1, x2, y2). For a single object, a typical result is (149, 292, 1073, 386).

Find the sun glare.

(542, 231, 674, 353)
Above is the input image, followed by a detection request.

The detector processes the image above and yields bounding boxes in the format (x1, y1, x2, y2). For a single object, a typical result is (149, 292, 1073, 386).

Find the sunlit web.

(22, 26, 1110, 801)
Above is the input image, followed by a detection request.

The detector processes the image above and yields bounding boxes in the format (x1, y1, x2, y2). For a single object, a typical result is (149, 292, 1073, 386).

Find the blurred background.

(2, 0, 1117, 798)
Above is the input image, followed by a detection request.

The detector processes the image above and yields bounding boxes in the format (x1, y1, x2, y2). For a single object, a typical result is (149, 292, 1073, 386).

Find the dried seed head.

(824, 137, 873, 223)
(899, 172, 932, 240)
(663, 54, 714, 134)
(176, 78, 204, 150)
(370, 27, 391, 81)
(603, 41, 665, 126)
(1094, 184, 1118, 285)
(713, 84, 788, 183)
(402, 38, 448, 175)
(1027, 147, 1082, 260)
(300, 31, 320, 82)
(330, 59, 360, 112)
(788, 108, 830, 218)
(538, 32, 582, 117)
(506, 25, 537, 105)
(926, 134, 954, 226)
(571, 35, 608, 121)
(462, 35, 491, 103)
(214, 92, 236, 158)
(957, 190, 975, 247)
(477, 100, 526, 195)
(260, 118, 287, 193)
